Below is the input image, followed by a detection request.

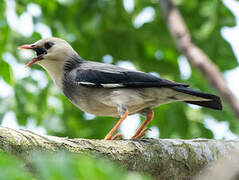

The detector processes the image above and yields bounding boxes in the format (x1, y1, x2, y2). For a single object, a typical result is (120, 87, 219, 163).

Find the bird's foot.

(131, 128, 151, 139)
(112, 133, 122, 140)
(104, 133, 122, 140)
(130, 110, 154, 139)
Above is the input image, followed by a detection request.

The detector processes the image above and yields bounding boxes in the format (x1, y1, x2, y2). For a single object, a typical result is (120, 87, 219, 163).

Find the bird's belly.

(68, 86, 188, 117)
(70, 87, 156, 117)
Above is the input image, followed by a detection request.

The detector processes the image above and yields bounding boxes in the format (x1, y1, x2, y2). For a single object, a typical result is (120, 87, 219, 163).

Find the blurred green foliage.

(0, 0, 238, 139)
(1, 0, 238, 178)
(0, 151, 150, 180)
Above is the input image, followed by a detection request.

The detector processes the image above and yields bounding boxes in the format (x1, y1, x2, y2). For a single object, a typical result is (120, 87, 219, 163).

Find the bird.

(20, 37, 222, 140)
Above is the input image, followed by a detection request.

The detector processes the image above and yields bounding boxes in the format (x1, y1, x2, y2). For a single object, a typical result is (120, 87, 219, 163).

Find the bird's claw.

(112, 133, 122, 140)
(104, 132, 122, 140)
(131, 128, 151, 139)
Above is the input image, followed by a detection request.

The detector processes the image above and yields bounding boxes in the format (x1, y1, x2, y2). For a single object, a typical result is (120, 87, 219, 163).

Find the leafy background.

(0, 151, 150, 180)
(0, 0, 239, 179)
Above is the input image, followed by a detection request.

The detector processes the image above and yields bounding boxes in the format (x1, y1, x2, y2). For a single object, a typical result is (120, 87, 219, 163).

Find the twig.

(159, 0, 239, 118)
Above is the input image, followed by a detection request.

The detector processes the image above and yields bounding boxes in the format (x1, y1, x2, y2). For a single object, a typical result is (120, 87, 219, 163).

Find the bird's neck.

(38, 54, 83, 90)
(38, 60, 65, 89)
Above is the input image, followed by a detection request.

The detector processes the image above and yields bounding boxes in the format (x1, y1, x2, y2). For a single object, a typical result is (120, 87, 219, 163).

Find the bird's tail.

(172, 86, 222, 110)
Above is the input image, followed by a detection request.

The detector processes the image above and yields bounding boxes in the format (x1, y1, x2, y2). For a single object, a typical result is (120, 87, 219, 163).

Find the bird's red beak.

(19, 44, 42, 68)
(19, 44, 38, 50)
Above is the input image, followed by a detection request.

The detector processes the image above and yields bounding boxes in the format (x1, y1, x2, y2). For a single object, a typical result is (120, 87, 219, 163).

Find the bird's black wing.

(64, 61, 222, 110)
(72, 69, 189, 88)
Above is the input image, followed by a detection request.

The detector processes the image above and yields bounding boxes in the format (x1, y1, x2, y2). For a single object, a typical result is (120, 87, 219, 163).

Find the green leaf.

(0, 60, 13, 85)
(31, 151, 151, 180)
(0, 152, 34, 180)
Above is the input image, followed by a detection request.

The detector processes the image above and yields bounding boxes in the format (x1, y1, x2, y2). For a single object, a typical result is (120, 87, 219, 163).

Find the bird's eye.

(44, 42, 54, 49)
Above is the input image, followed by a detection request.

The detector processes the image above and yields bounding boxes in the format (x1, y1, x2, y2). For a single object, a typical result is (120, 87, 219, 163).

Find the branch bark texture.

(0, 127, 238, 180)
(159, 0, 239, 118)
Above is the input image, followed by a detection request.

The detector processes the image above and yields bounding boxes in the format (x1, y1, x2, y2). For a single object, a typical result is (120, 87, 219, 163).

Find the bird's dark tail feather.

(172, 86, 222, 110)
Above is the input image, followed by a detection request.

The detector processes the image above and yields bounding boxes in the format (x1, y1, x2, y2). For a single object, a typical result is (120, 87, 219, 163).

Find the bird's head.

(20, 37, 77, 68)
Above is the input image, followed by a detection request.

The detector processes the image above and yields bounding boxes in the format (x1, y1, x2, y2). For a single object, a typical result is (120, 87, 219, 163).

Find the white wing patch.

(78, 82, 124, 88)
(101, 83, 124, 88)
(78, 82, 96, 86)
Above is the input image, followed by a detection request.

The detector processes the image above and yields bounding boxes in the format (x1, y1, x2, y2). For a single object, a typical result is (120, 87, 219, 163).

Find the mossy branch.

(0, 127, 239, 179)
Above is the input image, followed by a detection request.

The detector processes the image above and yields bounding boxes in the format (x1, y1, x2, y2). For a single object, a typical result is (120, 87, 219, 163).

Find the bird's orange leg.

(104, 110, 128, 140)
(131, 110, 154, 139)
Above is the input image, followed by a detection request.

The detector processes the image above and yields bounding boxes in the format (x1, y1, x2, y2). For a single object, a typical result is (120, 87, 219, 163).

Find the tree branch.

(159, 0, 239, 118)
(0, 127, 238, 179)
(196, 147, 239, 180)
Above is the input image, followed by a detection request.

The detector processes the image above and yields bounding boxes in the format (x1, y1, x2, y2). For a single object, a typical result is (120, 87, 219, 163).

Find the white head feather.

(28, 37, 78, 88)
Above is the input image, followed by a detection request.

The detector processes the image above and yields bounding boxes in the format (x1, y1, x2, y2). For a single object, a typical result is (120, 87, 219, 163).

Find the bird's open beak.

(19, 44, 43, 68)
(19, 44, 38, 50)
